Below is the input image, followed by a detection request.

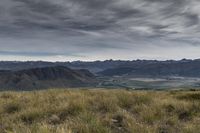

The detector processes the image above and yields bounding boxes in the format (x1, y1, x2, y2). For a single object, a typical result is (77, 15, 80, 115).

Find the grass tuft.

(177, 93, 200, 101)
(20, 110, 45, 124)
(3, 102, 21, 114)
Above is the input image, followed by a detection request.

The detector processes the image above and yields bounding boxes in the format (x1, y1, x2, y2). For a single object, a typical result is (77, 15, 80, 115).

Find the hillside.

(0, 89, 200, 133)
(0, 66, 96, 90)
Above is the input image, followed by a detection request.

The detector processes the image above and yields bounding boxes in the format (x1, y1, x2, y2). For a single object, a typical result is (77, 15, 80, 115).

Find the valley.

(98, 76, 200, 90)
(1, 60, 200, 90)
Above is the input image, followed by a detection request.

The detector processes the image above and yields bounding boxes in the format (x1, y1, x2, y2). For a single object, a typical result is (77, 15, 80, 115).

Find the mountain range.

(1, 59, 200, 90)
(99, 59, 200, 77)
(0, 66, 96, 90)
(1, 59, 200, 77)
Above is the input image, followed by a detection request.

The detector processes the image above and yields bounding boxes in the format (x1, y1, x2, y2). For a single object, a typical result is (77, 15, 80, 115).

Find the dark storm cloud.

(1, 0, 144, 32)
(0, 0, 200, 60)
(183, 13, 199, 26)
(1, 0, 196, 34)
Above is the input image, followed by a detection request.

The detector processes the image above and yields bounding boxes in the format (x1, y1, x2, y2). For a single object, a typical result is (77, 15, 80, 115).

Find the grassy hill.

(0, 89, 200, 133)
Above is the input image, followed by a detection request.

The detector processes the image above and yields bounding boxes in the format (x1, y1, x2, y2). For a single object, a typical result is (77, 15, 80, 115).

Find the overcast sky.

(0, 0, 200, 61)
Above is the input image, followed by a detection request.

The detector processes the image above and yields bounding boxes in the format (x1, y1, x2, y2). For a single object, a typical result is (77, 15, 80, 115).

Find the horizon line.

(0, 58, 199, 63)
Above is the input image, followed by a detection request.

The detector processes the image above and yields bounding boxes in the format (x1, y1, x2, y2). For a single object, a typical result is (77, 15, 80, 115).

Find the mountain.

(0, 66, 96, 90)
(99, 59, 200, 77)
(0, 60, 121, 73)
(1, 59, 200, 78)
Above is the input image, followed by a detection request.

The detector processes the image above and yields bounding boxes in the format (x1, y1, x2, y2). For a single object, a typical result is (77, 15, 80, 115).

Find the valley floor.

(0, 89, 200, 133)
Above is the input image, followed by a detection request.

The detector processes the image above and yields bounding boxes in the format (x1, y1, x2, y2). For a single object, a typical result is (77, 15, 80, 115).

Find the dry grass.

(0, 89, 200, 133)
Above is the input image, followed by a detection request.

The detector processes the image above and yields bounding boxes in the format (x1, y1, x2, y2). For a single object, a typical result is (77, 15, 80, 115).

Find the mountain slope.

(0, 66, 96, 90)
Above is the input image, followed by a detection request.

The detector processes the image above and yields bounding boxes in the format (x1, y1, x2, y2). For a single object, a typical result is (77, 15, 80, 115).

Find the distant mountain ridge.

(0, 66, 96, 90)
(99, 59, 200, 77)
(0, 60, 126, 73)
(0, 59, 199, 72)
(0, 59, 200, 78)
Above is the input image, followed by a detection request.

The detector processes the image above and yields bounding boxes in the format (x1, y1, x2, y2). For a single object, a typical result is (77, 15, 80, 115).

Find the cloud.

(0, 50, 82, 57)
(0, 0, 200, 61)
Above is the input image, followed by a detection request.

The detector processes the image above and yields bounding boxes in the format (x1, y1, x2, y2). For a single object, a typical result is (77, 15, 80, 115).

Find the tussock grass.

(0, 89, 200, 133)
(177, 93, 200, 101)
(3, 102, 21, 114)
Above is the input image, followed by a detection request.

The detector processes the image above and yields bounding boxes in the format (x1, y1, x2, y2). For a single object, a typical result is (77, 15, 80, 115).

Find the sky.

(0, 0, 200, 61)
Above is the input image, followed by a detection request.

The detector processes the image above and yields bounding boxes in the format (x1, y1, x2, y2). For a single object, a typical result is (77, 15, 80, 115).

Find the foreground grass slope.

(0, 89, 200, 133)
